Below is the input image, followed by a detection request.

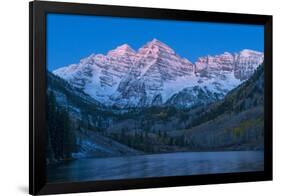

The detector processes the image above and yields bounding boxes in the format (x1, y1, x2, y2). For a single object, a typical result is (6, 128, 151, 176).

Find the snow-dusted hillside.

(53, 39, 264, 108)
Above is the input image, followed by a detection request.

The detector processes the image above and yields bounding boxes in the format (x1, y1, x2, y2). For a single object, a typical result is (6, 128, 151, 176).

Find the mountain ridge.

(53, 39, 264, 108)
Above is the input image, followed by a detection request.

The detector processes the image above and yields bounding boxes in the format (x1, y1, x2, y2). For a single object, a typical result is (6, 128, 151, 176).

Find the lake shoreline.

(47, 148, 264, 166)
(47, 151, 264, 183)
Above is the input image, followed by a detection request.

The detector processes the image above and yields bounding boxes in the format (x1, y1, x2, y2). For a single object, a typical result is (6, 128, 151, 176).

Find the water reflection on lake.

(47, 151, 264, 183)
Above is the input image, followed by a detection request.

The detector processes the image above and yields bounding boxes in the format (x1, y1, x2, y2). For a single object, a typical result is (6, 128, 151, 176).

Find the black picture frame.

(29, 1, 273, 195)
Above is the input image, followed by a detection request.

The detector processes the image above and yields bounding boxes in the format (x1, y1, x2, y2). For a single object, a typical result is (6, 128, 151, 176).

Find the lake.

(47, 151, 264, 183)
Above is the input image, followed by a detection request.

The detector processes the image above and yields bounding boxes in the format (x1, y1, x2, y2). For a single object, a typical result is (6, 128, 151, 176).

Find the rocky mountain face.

(111, 39, 195, 107)
(195, 49, 264, 80)
(53, 39, 263, 108)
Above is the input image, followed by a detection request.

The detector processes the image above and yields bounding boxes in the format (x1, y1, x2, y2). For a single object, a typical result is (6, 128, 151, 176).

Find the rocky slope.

(172, 64, 265, 151)
(46, 72, 143, 163)
(103, 64, 265, 152)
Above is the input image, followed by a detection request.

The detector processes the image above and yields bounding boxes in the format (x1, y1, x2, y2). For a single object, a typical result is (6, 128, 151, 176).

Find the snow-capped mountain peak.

(107, 44, 136, 57)
(138, 38, 176, 57)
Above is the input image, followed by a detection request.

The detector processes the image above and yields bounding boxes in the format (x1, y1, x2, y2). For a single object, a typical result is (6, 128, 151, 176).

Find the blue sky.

(47, 13, 264, 71)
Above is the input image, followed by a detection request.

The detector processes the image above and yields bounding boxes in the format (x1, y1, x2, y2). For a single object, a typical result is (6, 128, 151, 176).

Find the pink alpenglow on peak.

(138, 38, 176, 56)
(107, 44, 136, 57)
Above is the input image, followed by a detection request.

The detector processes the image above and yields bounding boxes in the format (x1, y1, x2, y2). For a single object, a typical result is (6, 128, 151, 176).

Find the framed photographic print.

(29, 1, 272, 195)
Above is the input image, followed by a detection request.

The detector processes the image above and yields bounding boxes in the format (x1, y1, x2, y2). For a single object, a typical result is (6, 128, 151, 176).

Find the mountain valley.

(46, 39, 265, 163)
